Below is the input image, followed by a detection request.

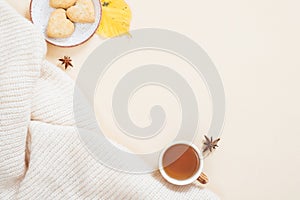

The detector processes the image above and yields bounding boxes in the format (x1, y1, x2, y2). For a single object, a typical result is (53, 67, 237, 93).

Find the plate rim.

(29, 0, 102, 48)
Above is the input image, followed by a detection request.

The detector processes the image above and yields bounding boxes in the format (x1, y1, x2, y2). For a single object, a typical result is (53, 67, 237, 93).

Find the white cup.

(158, 141, 208, 185)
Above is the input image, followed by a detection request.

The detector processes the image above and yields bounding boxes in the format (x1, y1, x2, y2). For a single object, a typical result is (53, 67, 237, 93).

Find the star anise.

(59, 56, 73, 70)
(203, 135, 220, 153)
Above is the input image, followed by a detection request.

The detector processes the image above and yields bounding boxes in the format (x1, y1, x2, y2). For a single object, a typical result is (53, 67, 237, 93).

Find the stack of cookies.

(47, 0, 95, 38)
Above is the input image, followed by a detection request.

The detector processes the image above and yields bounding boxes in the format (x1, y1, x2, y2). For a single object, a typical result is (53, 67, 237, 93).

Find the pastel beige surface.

(3, 0, 300, 200)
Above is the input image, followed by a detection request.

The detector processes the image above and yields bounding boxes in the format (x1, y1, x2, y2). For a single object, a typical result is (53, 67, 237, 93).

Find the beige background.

(6, 0, 300, 199)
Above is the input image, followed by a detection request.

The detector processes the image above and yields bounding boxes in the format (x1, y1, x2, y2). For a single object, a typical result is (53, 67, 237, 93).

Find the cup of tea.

(159, 141, 208, 185)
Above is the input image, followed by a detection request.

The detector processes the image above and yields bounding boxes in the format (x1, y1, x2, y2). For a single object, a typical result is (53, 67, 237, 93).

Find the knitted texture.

(0, 1, 219, 199)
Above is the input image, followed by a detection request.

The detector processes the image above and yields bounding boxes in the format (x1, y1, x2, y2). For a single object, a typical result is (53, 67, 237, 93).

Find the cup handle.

(197, 172, 209, 184)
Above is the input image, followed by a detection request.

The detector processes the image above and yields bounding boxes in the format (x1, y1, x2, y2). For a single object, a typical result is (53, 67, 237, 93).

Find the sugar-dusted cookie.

(67, 0, 95, 23)
(46, 9, 75, 38)
(50, 0, 77, 9)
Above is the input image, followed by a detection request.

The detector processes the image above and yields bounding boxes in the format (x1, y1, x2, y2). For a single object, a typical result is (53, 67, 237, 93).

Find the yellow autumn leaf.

(97, 0, 132, 38)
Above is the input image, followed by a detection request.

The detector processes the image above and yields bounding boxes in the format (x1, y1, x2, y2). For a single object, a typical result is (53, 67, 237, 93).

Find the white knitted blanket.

(0, 1, 219, 199)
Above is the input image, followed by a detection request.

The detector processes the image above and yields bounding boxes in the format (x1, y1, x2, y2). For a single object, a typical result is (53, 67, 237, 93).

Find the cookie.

(66, 0, 95, 23)
(46, 9, 75, 38)
(50, 0, 77, 9)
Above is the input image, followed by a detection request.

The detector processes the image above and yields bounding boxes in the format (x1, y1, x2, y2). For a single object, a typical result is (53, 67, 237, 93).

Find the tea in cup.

(159, 141, 208, 185)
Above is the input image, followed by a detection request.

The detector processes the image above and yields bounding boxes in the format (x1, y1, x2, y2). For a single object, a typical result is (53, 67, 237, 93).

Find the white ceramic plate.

(30, 0, 101, 47)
